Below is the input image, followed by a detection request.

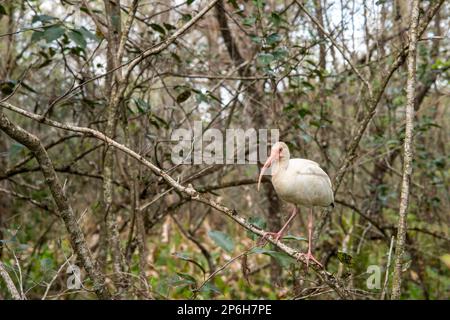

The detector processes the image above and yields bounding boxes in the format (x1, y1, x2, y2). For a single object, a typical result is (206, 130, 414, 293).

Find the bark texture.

(391, 0, 420, 300)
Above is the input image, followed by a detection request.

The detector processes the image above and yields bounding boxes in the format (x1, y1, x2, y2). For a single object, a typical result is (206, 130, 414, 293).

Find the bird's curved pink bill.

(257, 151, 278, 191)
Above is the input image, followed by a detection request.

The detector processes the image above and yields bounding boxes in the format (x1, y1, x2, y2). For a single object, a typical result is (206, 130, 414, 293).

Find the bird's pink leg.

(259, 207, 298, 245)
(298, 208, 323, 268)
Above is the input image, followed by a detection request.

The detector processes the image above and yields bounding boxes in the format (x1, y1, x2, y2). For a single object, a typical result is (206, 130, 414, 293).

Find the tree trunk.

(391, 0, 420, 300)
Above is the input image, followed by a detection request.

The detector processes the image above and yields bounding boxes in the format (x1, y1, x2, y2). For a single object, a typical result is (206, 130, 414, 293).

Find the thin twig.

(193, 245, 257, 297)
(380, 236, 395, 300)
(42, 254, 73, 300)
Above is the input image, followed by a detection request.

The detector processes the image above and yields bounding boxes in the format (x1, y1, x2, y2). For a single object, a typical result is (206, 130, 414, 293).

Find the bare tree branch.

(391, 0, 421, 300)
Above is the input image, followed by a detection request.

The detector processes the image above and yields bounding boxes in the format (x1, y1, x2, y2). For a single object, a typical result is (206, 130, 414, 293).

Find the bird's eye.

(279, 148, 282, 152)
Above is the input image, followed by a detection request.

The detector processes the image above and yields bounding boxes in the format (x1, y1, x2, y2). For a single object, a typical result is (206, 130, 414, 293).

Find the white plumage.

(272, 158, 334, 207)
(257, 141, 334, 267)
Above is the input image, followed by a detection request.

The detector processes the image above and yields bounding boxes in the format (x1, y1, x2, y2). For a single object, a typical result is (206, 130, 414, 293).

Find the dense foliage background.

(0, 0, 448, 299)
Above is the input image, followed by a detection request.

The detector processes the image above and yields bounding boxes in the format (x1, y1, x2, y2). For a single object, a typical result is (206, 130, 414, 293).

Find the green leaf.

(283, 102, 295, 112)
(309, 119, 322, 128)
(187, 0, 196, 4)
(155, 278, 169, 296)
(269, 12, 282, 27)
(250, 34, 262, 44)
(393, 95, 405, 106)
(198, 282, 221, 294)
(247, 216, 266, 240)
(150, 23, 166, 35)
(252, 0, 265, 9)
(134, 98, 151, 113)
(176, 89, 191, 103)
(305, 59, 316, 67)
(78, 27, 99, 42)
(163, 23, 176, 31)
(206, 91, 221, 103)
(250, 247, 270, 254)
(440, 254, 450, 269)
(266, 33, 281, 46)
(68, 29, 86, 49)
(208, 230, 234, 253)
(243, 16, 256, 27)
(40, 257, 54, 272)
(175, 272, 197, 285)
(171, 52, 182, 64)
(173, 252, 191, 260)
(266, 251, 295, 268)
(298, 107, 311, 118)
(32, 14, 57, 24)
(38, 59, 52, 69)
(173, 252, 206, 276)
(272, 48, 288, 60)
(250, 248, 295, 268)
(337, 251, 353, 267)
(43, 26, 65, 43)
(301, 80, 315, 90)
(148, 113, 169, 130)
(257, 53, 274, 66)
(0, 80, 16, 95)
(181, 14, 192, 23)
(228, 0, 239, 9)
(9, 143, 25, 157)
(168, 275, 194, 287)
(31, 30, 45, 43)
(21, 81, 37, 93)
(0, 4, 7, 16)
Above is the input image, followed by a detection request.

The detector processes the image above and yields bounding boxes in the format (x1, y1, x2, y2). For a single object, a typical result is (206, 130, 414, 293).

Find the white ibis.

(257, 141, 334, 267)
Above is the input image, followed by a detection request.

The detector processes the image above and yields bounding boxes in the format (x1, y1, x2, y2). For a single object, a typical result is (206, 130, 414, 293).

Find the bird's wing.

(290, 158, 333, 188)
